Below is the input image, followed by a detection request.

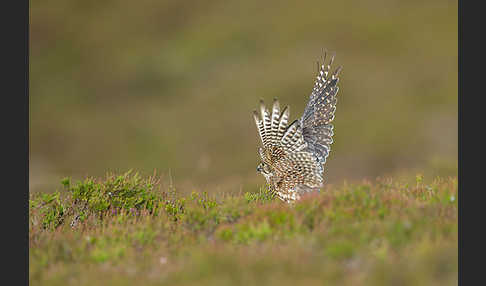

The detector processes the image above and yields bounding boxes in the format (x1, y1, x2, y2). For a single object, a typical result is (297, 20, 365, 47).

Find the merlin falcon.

(253, 52, 342, 203)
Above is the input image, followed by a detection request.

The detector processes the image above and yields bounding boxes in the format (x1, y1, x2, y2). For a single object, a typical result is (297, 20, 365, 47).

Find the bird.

(253, 52, 342, 203)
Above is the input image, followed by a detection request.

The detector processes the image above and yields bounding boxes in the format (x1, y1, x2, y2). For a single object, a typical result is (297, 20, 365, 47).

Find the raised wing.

(300, 52, 342, 166)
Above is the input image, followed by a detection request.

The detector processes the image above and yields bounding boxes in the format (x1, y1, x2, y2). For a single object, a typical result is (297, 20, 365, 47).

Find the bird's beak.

(256, 165, 262, 172)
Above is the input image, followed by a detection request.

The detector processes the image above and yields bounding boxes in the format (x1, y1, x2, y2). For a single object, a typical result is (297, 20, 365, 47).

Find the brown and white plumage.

(253, 52, 342, 203)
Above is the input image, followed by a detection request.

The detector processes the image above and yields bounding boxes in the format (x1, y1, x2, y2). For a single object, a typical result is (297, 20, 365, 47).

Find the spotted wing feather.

(280, 120, 307, 153)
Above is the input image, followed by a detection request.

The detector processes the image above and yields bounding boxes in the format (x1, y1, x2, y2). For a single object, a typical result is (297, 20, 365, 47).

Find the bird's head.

(256, 147, 274, 182)
(256, 161, 273, 182)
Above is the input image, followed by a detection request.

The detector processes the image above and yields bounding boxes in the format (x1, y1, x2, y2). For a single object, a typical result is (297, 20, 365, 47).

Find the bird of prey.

(253, 52, 342, 203)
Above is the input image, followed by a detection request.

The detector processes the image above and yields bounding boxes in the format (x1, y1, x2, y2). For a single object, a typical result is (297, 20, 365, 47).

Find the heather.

(29, 171, 457, 285)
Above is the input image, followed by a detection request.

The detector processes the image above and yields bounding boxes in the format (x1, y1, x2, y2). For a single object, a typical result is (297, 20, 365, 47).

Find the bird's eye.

(263, 164, 271, 174)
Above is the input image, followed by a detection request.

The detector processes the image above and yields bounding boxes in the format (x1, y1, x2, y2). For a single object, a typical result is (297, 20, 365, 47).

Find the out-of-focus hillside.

(30, 0, 457, 194)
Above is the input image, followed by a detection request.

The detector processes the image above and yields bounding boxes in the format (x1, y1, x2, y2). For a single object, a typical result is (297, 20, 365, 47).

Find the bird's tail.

(253, 98, 308, 153)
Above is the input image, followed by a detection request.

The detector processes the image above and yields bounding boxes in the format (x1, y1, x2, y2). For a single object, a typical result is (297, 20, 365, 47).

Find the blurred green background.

(30, 0, 457, 195)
